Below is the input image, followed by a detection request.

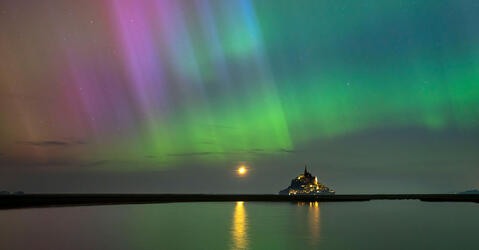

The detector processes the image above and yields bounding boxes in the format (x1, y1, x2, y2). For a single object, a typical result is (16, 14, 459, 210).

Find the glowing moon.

(238, 166, 247, 175)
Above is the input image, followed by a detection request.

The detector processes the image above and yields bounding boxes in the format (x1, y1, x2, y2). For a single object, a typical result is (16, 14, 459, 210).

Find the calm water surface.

(0, 201, 477, 249)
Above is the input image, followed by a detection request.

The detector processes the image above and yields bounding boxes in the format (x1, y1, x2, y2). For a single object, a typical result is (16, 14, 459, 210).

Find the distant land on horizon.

(458, 189, 479, 194)
(1, 193, 479, 210)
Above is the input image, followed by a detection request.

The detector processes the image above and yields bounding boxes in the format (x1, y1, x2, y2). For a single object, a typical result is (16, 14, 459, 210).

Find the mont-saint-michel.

(279, 167, 335, 195)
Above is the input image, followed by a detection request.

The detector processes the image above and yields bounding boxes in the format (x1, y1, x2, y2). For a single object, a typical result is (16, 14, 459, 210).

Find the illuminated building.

(279, 166, 335, 195)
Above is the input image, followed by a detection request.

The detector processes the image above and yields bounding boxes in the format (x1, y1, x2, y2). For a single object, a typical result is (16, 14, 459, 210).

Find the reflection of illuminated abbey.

(279, 167, 335, 195)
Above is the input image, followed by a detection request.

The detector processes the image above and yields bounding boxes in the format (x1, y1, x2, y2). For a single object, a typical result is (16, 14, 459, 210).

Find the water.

(0, 201, 477, 249)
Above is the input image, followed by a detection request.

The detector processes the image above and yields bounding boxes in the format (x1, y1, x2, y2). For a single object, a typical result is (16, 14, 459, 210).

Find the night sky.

(1, 0, 478, 193)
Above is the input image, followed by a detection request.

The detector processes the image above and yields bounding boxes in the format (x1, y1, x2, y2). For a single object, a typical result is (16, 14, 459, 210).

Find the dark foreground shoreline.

(1, 194, 478, 209)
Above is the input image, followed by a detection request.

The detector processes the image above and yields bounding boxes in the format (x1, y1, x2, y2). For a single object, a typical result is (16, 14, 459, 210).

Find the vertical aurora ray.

(110, 0, 166, 131)
(106, 0, 293, 162)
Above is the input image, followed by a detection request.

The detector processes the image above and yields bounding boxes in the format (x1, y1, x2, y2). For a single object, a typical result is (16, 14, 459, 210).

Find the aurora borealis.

(1, 0, 478, 193)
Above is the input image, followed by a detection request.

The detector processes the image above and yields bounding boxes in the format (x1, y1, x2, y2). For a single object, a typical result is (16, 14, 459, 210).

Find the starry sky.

(1, 0, 478, 193)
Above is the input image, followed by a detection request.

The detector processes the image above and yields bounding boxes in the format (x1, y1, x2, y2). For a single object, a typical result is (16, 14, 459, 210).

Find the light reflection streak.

(231, 201, 248, 249)
(309, 201, 320, 245)
(298, 201, 321, 245)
